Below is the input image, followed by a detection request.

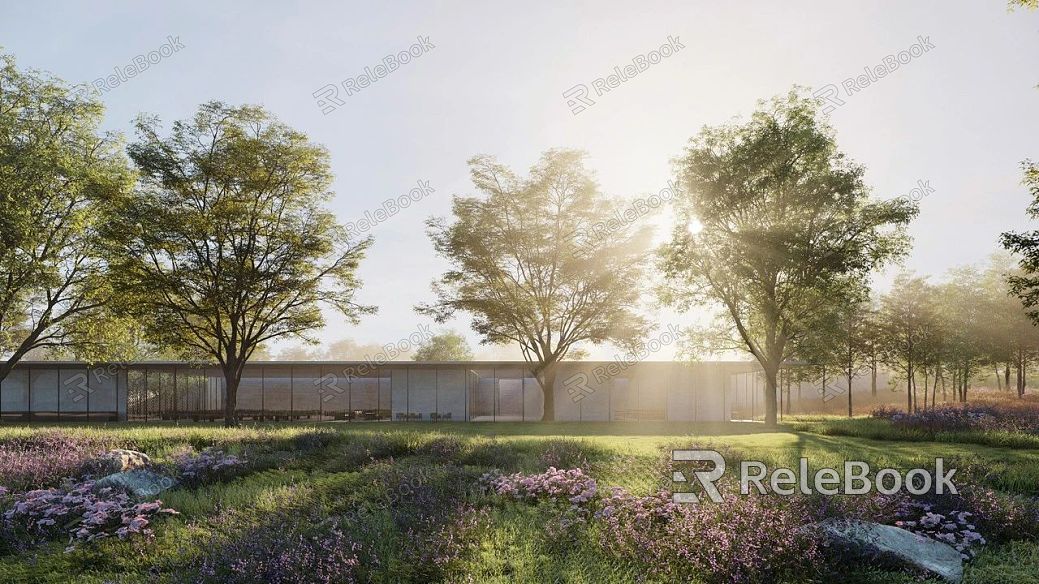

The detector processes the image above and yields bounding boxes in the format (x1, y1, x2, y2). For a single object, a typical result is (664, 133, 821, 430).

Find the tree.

(420, 149, 652, 421)
(877, 274, 939, 412)
(0, 53, 133, 384)
(104, 102, 374, 426)
(981, 253, 1039, 397)
(1001, 160, 1039, 323)
(831, 294, 873, 417)
(660, 90, 916, 425)
(412, 330, 474, 361)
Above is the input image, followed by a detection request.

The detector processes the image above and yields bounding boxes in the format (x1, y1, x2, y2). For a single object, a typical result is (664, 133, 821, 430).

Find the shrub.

(172, 448, 245, 487)
(872, 402, 1039, 435)
(2, 480, 177, 552)
(0, 432, 110, 491)
(415, 436, 466, 461)
(183, 520, 372, 584)
(894, 500, 987, 559)
(538, 439, 591, 471)
(595, 487, 820, 584)
(482, 467, 598, 507)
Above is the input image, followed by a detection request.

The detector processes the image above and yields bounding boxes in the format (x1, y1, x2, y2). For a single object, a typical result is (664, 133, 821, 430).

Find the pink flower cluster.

(482, 467, 597, 506)
(3, 479, 178, 551)
(895, 500, 986, 559)
(595, 487, 820, 584)
(173, 448, 244, 485)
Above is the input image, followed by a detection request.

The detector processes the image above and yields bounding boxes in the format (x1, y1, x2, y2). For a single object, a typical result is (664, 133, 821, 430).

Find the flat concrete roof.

(14, 360, 763, 367)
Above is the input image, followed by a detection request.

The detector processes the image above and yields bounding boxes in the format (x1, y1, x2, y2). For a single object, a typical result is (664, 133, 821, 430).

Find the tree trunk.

(995, 365, 1002, 390)
(763, 363, 779, 426)
(223, 373, 240, 428)
(538, 367, 557, 422)
(1005, 363, 1011, 392)
(923, 370, 930, 410)
(907, 361, 913, 412)
(871, 360, 877, 397)
(1016, 352, 1024, 398)
(935, 365, 943, 407)
(847, 372, 853, 418)
(1021, 355, 1028, 399)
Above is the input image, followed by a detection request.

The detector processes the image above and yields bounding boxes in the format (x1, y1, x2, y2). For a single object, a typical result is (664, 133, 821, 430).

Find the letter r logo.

(563, 84, 595, 114)
(672, 449, 725, 504)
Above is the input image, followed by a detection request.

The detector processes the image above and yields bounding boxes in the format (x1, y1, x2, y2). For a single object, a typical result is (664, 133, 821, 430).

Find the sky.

(2, 1, 1038, 361)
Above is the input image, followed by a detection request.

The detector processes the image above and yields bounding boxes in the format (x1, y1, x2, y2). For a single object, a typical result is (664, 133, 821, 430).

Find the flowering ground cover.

(0, 420, 1033, 583)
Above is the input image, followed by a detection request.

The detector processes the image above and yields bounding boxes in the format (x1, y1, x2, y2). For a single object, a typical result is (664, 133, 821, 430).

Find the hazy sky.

(3, 1, 1037, 360)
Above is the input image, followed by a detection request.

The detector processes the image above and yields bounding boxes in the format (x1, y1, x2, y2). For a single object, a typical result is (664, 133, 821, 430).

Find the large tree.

(660, 90, 916, 426)
(104, 102, 373, 426)
(420, 149, 652, 421)
(0, 53, 133, 383)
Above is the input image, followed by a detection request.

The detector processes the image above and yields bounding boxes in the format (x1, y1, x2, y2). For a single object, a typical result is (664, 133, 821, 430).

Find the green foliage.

(661, 88, 917, 424)
(102, 102, 375, 423)
(420, 149, 653, 419)
(1001, 160, 1039, 325)
(412, 329, 474, 361)
(0, 52, 134, 376)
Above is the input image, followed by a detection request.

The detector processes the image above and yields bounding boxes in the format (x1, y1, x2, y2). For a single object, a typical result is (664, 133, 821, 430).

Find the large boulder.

(816, 518, 963, 583)
(95, 449, 151, 474)
(94, 469, 176, 499)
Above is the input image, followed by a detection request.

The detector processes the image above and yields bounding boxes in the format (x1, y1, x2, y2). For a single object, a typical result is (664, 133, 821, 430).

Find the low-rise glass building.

(0, 360, 765, 422)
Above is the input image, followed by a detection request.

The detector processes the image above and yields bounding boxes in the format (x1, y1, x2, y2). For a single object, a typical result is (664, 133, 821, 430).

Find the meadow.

(0, 409, 1036, 583)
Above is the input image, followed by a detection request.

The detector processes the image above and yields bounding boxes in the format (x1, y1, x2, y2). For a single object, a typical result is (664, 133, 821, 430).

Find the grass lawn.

(0, 419, 1035, 583)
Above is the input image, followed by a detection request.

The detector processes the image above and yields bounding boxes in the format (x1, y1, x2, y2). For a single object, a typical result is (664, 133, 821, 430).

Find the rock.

(816, 518, 963, 583)
(95, 449, 151, 474)
(94, 469, 176, 499)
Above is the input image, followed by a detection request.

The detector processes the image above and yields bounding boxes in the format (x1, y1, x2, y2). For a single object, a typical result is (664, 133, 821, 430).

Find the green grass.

(0, 419, 1034, 582)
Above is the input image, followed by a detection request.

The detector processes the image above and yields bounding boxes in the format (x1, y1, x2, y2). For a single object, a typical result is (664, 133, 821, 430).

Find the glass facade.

(0, 361, 758, 422)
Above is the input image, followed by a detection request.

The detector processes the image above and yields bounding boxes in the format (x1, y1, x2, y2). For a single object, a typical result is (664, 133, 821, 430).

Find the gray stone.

(94, 469, 176, 499)
(95, 449, 151, 474)
(816, 518, 963, 583)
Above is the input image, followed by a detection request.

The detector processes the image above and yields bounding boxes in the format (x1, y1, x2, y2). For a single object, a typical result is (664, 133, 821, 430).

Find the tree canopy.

(103, 102, 374, 425)
(660, 89, 917, 425)
(412, 330, 474, 361)
(419, 149, 652, 420)
(0, 53, 133, 382)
